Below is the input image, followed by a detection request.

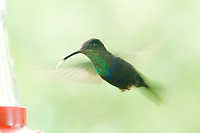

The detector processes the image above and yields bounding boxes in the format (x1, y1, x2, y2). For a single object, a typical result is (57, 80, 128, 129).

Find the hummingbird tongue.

(56, 58, 64, 69)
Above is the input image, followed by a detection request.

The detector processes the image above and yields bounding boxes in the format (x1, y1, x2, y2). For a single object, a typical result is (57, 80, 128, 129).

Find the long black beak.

(56, 50, 82, 69)
(63, 50, 81, 60)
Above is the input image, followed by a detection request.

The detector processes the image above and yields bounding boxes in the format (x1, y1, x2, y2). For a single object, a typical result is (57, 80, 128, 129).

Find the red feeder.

(0, 106, 35, 133)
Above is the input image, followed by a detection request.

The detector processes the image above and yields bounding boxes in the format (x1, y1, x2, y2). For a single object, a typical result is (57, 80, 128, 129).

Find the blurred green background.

(6, 0, 200, 133)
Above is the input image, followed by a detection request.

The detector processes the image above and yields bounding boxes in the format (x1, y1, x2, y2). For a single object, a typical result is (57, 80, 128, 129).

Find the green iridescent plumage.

(85, 51, 110, 76)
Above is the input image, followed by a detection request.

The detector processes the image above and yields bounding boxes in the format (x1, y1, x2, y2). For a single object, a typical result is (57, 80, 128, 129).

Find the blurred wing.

(113, 39, 164, 65)
(68, 61, 97, 75)
(55, 61, 103, 83)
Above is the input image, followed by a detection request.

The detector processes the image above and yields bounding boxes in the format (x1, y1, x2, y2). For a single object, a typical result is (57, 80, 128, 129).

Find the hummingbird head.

(80, 38, 107, 52)
(62, 38, 107, 61)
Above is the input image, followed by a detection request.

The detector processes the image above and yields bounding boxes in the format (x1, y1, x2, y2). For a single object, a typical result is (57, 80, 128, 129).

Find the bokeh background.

(6, 0, 200, 133)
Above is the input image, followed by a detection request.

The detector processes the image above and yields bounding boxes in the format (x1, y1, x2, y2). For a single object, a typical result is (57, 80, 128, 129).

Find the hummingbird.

(58, 38, 163, 103)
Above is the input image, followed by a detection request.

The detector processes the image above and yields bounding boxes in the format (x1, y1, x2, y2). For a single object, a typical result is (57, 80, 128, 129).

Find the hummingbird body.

(85, 50, 148, 90)
(63, 38, 149, 91)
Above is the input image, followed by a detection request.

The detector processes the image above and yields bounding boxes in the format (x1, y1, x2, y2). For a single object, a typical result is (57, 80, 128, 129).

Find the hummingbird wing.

(113, 39, 164, 66)
(68, 61, 97, 75)
(55, 61, 103, 83)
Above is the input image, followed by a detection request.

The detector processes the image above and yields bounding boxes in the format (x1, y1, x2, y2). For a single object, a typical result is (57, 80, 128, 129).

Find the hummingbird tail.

(139, 75, 165, 105)
(134, 71, 165, 105)
(139, 83, 164, 105)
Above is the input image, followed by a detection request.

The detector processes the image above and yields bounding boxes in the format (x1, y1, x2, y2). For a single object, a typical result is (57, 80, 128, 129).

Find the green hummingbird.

(58, 38, 163, 104)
